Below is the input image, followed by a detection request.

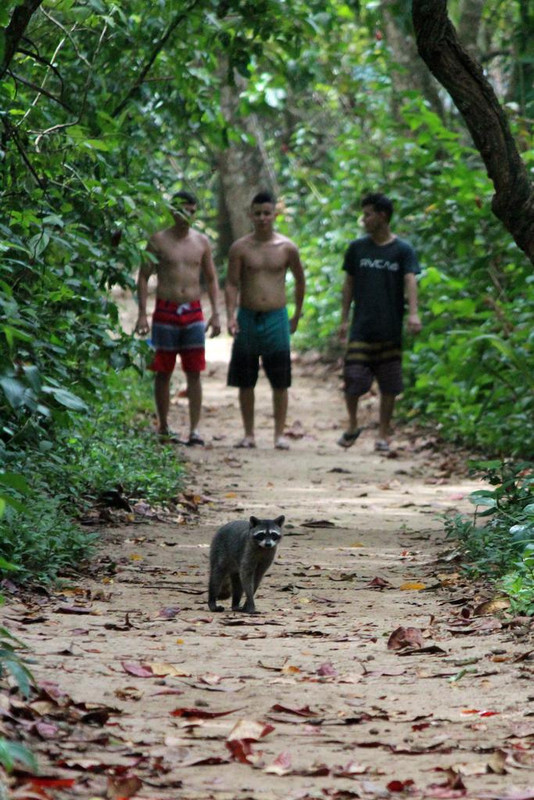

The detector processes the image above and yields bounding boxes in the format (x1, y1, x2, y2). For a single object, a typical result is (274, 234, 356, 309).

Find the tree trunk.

(380, 1, 444, 119)
(0, 0, 43, 79)
(412, 0, 534, 264)
(217, 69, 277, 256)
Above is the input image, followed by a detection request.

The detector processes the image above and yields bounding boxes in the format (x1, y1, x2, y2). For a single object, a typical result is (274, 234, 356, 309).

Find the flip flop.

(234, 437, 256, 449)
(158, 429, 184, 444)
(374, 439, 390, 453)
(337, 428, 363, 448)
(186, 431, 205, 447)
(274, 436, 290, 450)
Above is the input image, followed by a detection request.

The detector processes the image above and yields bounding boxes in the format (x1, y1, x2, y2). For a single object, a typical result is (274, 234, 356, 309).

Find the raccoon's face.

(250, 515, 284, 549)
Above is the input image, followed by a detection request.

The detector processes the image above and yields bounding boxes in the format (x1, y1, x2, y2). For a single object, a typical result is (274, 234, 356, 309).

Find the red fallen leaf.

(180, 755, 229, 767)
(170, 707, 240, 718)
(388, 779, 415, 792)
(302, 519, 336, 528)
(121, 661, 154, 678)
(366, 576, 392, 589)
(271, 704, 318, 717)
(27, 778, 77, 788)
(317, 661, 338, 676)
(387, 626, 425, 650)
(226, 739, 254, 764)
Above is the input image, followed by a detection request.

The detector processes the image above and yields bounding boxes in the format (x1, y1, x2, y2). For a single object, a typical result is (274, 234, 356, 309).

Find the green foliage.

(0, 369, 184, 584)
(445, 460, 534, 613)
(0, 626, 34, 700)
(0, 494, 95, 585)
(0, 625, 37, 776)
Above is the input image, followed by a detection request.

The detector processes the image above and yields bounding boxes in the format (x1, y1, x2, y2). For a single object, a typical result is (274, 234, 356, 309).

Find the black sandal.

(186, 431, 205, 447)
(337, 428, 363, 448)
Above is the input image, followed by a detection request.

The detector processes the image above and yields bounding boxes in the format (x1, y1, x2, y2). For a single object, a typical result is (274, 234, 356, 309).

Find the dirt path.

(4, 312, 534, 799)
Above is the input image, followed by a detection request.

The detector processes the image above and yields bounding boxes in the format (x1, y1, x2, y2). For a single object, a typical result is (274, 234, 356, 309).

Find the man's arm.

(200, 240, 221, 338)
(404, 272, 422, 334)
(135, 246, 155, 335)
(287, 245, 305, 334)
(339, 273, 354, 341)
(225, 243, 242, 336)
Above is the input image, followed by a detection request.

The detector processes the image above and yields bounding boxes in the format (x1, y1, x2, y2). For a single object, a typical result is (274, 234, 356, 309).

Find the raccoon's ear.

(275, 515, 285, 527)
(249, 516, 259, 527)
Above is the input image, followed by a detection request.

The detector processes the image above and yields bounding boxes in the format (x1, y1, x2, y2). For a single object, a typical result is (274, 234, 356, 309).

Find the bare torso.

(144, 226, 209, 304)
(232, 232, 297, 312)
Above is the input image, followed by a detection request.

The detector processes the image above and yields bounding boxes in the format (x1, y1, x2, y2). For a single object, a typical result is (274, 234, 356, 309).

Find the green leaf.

(0, 472, 29, 493)
(41, 386, 88, 411)
(0, 739, 37, 773)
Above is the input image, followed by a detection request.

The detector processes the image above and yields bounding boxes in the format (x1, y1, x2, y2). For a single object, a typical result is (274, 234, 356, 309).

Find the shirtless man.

(225, 191, 305, 450)
(135, 190, 221, 445)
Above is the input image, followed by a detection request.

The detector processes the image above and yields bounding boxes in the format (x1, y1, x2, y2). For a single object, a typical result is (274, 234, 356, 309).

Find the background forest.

(0, 1, 533, 587)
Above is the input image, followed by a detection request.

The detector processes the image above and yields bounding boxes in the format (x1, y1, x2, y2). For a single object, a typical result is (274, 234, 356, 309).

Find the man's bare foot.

(274, 436, 290, 450)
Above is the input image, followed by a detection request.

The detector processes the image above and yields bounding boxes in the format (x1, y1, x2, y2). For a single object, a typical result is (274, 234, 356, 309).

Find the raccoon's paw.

(208, 601, 224, 612)
(242, 604, 259, 614)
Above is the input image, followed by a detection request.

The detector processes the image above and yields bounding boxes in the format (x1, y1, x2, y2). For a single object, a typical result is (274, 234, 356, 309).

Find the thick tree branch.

(412, 0, 534, 263)
(1, 0, 44, 80)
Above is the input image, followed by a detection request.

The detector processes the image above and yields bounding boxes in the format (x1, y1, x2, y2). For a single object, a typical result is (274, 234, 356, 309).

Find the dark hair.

(172, 190, 198, 206)
(361, 192, 394, 221)
(251, 190, 276, 206)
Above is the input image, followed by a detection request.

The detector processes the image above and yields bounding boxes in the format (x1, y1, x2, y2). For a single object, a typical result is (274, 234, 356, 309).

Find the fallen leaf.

(399, 581, 426, 591)
(270, 704, 318, 717)
(387, 626, 425, 650)
(121, 662, 154, 678)
(474, 597, 511, 615)
(171, 706, 242, 719)
(227, 719, 275, 741)
(317, 661, 338, 677)
(264, 751, 292, 775)
(106, 775, 142, 799)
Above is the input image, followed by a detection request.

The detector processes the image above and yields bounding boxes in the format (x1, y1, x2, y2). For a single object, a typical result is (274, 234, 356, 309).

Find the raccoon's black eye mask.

(253, 530, 281, 542)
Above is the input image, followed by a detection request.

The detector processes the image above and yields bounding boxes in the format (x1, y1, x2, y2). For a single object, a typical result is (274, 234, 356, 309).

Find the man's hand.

(339, 320, 349, 342)
(206, 314, 221, 338)
(289, 315, 300, 334)
(407, 313, 422, 335)
(227, 316, 239, 337)
(135, 314, 149, 336)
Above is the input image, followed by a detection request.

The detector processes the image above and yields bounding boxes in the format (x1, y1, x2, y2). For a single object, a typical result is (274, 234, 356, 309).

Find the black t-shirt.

(343, 235, 419, 345)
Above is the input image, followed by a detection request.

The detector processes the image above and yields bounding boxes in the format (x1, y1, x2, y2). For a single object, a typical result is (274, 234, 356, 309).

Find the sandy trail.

(4, 302, 533, 800)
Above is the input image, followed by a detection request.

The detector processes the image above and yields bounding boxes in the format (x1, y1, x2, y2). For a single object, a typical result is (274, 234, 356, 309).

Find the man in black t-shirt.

(338, 193, 422, 453)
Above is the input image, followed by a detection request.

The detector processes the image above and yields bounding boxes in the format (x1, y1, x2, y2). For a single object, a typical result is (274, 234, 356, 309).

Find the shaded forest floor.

(3, 299, 534, 800)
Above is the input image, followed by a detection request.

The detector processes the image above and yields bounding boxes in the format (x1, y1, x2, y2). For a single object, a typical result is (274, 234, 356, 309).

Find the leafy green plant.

(0, 368, 184, 585)
(0, 625, 38, 778)
(444, 460, 534, 613)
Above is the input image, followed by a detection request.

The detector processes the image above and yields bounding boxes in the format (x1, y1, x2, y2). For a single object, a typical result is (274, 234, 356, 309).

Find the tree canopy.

(1, 0, 533, 469)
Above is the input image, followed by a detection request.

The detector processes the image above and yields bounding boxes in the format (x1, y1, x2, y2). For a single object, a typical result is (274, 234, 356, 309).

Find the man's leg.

(378, 393, 395, 441)
(239, 387, 255, 441)
(273, 388, 288, 444)
(345, 392, 360, 434)
(154, 371, 172, 433)
(185, 371, 202, 435)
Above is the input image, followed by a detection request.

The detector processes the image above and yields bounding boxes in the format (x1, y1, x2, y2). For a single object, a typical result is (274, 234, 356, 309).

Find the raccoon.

(208, 515, 285, 614)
